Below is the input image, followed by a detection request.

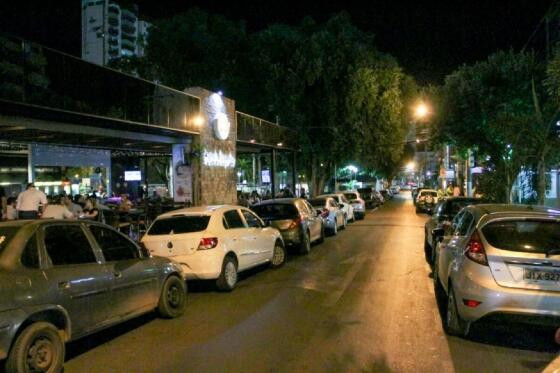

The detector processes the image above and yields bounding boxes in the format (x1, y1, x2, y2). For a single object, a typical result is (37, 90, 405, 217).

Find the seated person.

(3, 197, 17, 220)
(81, 198, 99, 220)
(119, 194, 133, 212)
(42, 196, 74, 219)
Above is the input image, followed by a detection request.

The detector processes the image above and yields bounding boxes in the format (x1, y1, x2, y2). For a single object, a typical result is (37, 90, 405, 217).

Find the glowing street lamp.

(414, 102, 429, 119)
(405, 162, 415, 172)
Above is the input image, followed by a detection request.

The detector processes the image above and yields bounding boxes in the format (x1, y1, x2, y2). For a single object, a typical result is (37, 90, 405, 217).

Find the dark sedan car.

(424, 197, 484, 265)
(251, 198, 324, 254)
(0, 220, 186, 373)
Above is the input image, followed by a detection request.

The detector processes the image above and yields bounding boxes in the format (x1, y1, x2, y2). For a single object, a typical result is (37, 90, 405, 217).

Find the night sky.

(0, 0, 554, 84)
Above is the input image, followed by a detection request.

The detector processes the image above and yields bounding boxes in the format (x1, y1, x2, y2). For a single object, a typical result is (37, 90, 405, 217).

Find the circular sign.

(212, 112, 230, 140)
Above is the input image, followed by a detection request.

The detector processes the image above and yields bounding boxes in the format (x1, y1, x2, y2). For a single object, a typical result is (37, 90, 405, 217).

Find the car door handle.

(114, 271, 122, 279)
(58, 281, 70, 290)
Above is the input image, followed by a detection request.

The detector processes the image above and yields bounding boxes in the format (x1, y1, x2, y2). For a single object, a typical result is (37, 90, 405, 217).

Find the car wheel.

(270, 241, 286, 268)
(341, 215, 347, 230)
(6, 321, 64, 373)
(424, 236, 433, 265)
(317, 224, 325, 244)
(157, 275, 187, 318)
(299, 231, 311, 255)
(216, 255, 238, 291)
(331, 220, 338, 236)
(444, 285, 470, 337)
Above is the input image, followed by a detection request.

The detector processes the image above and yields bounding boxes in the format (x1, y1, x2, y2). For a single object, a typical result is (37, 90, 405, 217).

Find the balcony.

(121, 24, 136, 35)
(107, 16, 119, 27)
(108, 5, 119, 15)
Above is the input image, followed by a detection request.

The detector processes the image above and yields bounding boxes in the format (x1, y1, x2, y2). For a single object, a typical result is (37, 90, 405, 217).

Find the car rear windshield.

(0, 227, 19, 252)
(309, 198, 326, 207)
(148, 215, 211, 235)
(251, 204, 299, 219)
(344, 193, 357, 200)
(482, 220, 560, 254)
(445, 200, 483, 215)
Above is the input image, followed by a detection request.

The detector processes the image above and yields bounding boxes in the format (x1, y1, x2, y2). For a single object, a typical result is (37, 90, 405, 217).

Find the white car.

(141, 205, 286, 291)
(309, 197, 346, 235)
(342, 191, 366, 220)
(318, 193, 355, 222)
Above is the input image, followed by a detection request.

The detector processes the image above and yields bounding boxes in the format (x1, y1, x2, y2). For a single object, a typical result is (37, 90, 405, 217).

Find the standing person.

(3, 197, 17, 220)
(249, 191, 261, 205)
(300, 187, 307, 199)
(445, 183, 453, 197)
(16, 183, 47, 219)
(0, 186, 6, 219)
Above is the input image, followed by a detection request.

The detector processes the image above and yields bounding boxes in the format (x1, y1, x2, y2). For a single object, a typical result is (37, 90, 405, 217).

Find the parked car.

(380, 189, 391, 201)
(433, 204, 560, 337)
(415, 189, 438, 213)
(390, 185, 400, 195)
(251, 198, 324, 254)
(318, 193, 355, 222)
(424, 197, 484, 265)
(309, 197, 346, 235)
(372, 190, 385, 206)
(141, 205, 286, 292)
(343, 191, 366, 220)
(357, 187, 377, 209)
(412, 187, 429, 205)
(0, 219, 186, 373)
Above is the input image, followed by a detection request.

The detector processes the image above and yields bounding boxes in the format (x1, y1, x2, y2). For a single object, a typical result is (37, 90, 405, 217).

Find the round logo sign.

(213, 112, 230, 140)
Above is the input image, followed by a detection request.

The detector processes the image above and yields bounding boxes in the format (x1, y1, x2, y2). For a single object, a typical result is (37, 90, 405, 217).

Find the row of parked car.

(0, 190, 376, 372)
(421, 196, 560, 339)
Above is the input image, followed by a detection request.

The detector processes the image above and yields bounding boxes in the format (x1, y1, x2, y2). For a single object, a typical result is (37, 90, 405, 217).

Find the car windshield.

(148, 215, 211, 235)
(344, 193, 357, 200)
(482, 220, 560, 254)
(0, 227, 19, 253)
(309, 198, 326, 208)
(251, 204, 299, 219)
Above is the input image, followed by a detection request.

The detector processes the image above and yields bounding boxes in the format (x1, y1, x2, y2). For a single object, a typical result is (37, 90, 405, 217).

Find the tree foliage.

(144, 10, 415, 194)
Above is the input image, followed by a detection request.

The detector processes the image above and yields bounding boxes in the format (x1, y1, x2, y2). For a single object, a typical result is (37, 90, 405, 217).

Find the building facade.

(81, 0, 151, 66)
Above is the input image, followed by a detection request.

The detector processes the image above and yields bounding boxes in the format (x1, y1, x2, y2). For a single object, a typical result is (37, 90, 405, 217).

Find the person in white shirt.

(63, 196, 82, 217)
(42, 199, 74, 220)
(3, 197, 17, 220)
(16, 183, 48, 219)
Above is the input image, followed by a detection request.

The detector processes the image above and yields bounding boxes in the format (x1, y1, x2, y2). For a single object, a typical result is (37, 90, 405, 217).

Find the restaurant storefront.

(0, 34, 299, 205)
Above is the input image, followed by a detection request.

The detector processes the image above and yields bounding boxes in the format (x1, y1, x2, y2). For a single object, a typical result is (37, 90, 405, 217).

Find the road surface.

(64, 193, 559, 372)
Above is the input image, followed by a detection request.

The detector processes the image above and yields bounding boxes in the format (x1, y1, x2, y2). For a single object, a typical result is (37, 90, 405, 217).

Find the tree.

(434, 50, 556, 203)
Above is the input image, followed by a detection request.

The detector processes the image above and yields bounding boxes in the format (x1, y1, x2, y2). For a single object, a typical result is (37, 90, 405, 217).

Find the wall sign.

(205, 93, 231, 141)
(203, 150, 235, 168)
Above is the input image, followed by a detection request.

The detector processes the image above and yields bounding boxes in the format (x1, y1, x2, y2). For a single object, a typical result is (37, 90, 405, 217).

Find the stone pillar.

(184, 87, 237, 205)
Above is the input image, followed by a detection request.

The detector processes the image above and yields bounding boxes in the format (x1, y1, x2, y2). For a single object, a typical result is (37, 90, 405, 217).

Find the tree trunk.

(537, 154, 547, 205)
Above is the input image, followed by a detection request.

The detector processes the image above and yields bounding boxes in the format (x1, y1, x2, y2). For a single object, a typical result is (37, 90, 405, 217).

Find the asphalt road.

(64, 193, 560, 373)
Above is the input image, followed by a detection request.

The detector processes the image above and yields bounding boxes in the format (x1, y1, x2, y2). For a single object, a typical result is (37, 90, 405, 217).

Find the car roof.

(158, 205, 241, 218)
(252, 198, 299, 206)
(466, 204, 560, 225)
(419, 189, 437, 193)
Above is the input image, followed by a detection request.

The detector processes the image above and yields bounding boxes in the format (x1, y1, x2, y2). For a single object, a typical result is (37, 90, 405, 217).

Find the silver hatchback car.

(0, 220, 186, 372)
(433, 204, 560, 337)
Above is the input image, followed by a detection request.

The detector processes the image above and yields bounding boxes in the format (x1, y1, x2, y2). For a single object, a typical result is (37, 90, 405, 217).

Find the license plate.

(523, 269, 560, 282)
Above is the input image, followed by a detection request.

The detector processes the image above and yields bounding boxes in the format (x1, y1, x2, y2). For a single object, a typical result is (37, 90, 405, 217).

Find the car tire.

(331, 221, 338, 236)
(299, 231, 311, 255)
(317, 224, 325, 244)
(216, 255, 238, 292)
(341, 215, 347, 230)
(6, 321, 64, 373)
(270, 240, 287, 268)
(424, 237, 433, 265)
(157, 275, 187, 318)
(444, 285, 470, 337)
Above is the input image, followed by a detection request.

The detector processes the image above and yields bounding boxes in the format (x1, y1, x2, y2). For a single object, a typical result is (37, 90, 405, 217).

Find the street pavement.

(64, 192, 560, 373)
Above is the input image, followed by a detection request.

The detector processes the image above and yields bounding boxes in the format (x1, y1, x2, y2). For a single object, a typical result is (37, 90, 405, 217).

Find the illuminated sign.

(202, 150, 235, 168)
(125, 170, 142, 181)
(206, 93, 231, 141)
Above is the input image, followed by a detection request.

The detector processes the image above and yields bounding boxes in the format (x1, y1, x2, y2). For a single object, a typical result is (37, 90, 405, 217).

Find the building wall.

(185, 87, 237, 205)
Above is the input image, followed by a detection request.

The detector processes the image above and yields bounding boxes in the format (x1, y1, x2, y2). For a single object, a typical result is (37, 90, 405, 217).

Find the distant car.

(309, 197, 346, 235)
(415, 189, 438, 213)
(412, 187, 429, 205)
(251, 198, 324, 254)
(357, 187, 377, 209)
(424, 197, 484, 264)
(343, 191, 366, 220)
(141, 205, 286, 292)
(433, 204, 560, 337)
(390, 185, 400, 194)
(0, 220, 186, 373)
(318, 193, 355, 222)
(372, 190, 384, 206)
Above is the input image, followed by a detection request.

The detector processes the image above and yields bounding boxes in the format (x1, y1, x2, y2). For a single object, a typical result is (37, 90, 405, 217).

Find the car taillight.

(321, 209, 329, 218)
(197, 237, 218, 250)
(465, 230, 488, 266)
(287, 217, 302, 230)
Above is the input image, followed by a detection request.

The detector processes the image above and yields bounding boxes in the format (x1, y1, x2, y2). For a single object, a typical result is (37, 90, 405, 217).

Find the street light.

(414, 102, 429, 120)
